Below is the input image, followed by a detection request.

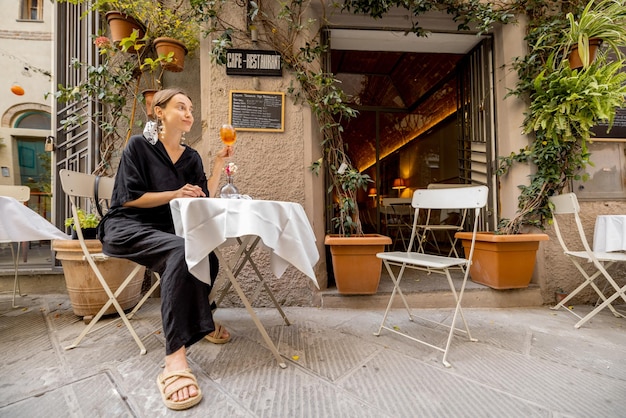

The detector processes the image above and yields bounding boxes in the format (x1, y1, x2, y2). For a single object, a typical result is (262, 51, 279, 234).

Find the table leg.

(214, 247, 287, 369)
(216, 237, 290, 326)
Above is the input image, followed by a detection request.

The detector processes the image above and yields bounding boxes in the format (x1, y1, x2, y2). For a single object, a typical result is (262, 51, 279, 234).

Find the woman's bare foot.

(163, 346, 198, 403)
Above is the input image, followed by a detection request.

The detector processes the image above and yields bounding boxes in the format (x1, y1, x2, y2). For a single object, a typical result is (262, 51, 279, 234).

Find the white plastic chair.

(59, 169, 161, 354)
(374, 185, 488, 367)
(0, 185, 31, 308)
(549, 193, 626, 328)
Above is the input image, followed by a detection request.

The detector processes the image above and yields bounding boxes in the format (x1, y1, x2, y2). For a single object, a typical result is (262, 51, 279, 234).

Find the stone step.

(320, 268, 544, 309)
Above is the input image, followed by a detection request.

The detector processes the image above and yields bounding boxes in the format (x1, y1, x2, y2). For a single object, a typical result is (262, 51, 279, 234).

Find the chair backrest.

(0, 185, 30, 202)
(548, 192, 592, 255)
(412, 185, 487, 210)
(59, 169, 114, 201)
(407, 185, 489, 254)
(421, 183, 476, 227)
(59, 169, 115, 242)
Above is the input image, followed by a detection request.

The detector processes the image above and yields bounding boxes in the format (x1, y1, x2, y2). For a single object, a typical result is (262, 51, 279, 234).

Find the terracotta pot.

(325, 234, 392, 294)
(153, 37, 188, 72)
(105, 11, 145, 53)
(142, 89, 158, 118)
(455, 232, 549, 289)
(52, 239, 145, 318)
(568, 38, 602, 69)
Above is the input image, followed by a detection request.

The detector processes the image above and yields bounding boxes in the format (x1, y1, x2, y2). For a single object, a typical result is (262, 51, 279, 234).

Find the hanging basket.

(153, 37, 188, 72)
(568, 38, 603, 69)
(105, 11, 145, 53)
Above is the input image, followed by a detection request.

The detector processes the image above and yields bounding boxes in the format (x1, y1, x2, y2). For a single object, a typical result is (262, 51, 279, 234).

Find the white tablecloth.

(593, 215, 626, 252)
(170, 198, 319, 287)
(0, 196, 70, 243)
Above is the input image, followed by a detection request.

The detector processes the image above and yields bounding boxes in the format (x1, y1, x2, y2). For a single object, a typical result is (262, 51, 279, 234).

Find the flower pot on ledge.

(455, 232, 549, 289)
(325, 234, 392, 295)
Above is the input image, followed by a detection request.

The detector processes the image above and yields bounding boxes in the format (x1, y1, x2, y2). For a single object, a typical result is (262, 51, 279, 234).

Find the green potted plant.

(562, 0, 626, 69)
(467, 0, 626, 290)
(64, 208, 100, 239)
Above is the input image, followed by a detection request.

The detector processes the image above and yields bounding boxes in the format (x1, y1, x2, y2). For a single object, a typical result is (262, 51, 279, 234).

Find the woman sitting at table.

(98, 88, 232, 411)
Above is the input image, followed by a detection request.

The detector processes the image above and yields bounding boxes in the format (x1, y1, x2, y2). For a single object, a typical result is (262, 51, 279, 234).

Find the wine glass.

(220, 124, 237, 146)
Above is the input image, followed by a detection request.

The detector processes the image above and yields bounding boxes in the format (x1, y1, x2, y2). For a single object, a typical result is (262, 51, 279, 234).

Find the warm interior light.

(367, 187, 377, 197)
(392, 178, 406, 190)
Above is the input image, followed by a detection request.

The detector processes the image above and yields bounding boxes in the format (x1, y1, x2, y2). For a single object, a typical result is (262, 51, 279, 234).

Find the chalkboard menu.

(229, 90, 285, 132)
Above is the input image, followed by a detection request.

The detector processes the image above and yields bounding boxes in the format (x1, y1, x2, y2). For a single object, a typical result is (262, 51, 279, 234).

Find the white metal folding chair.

(374, 185, 488, 367)
(549, 193, 626, 328)
(59, 169, 161, 354)
(0, 185, 31, 308)
(414, 184, 471, 257)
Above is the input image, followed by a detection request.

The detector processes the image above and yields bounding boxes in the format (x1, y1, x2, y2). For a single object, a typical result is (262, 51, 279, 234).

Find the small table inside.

(593, 215, 626, 253)
(170, 197, 319, 368)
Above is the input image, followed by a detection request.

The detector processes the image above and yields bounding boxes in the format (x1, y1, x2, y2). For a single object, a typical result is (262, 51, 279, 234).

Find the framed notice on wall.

(228, 90, 285, 132)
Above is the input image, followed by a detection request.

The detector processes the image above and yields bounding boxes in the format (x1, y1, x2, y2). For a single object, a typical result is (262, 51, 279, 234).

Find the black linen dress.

(99, 134, 218, 355)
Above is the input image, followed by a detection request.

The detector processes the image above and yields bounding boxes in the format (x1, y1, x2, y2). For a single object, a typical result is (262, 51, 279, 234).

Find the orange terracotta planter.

(568, 38, 602, 69)
(105, 11, 145, 53)
(325, 234, 392, 294)
(142, 89, 158, 118)
(455, 232, 549, 290)
(153, 37, 188, 72)
(52, 239, 145, 317)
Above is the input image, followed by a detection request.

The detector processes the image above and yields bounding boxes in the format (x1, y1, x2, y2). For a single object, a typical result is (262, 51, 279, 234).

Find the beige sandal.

(156, 368, 202, 410)
(205, 323, 231, 344)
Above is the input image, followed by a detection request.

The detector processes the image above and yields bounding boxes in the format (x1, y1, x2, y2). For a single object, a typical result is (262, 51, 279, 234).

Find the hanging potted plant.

(105, 10, 145, 50)
(144, 3, 200, 72)
(562, 0, 626, 69)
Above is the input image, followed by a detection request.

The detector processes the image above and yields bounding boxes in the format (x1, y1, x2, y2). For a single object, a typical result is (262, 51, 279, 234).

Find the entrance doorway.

(328, 29, 496, 239)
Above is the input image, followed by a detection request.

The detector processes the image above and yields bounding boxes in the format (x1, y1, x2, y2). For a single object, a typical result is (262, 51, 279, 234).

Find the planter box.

(455, 232, 549, 289)
(325, 234, 391, 295)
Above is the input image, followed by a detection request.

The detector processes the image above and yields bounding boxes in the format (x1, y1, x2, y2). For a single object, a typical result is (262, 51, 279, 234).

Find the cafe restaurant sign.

(226, 49, 282, 77)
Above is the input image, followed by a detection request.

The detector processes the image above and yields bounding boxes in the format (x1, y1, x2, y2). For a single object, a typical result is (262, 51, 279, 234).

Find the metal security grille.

(53, 3, 102, 228)
(457, 38, 496, 231)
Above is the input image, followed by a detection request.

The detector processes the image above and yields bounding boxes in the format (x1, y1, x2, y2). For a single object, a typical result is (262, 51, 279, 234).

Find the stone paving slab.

(1, 293, 625, 417)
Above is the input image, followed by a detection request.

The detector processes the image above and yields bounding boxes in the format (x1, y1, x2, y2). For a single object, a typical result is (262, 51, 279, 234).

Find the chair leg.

(65, 263, 147, 355)
(575, 284, 626, 328)
(552, 260, 623, 320)
(374, 261, 411, 337)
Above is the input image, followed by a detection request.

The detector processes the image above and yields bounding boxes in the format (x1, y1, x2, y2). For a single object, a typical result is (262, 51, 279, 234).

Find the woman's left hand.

(216, 145, 234, 160)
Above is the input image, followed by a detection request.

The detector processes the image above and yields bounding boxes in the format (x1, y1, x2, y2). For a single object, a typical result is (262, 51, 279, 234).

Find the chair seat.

(565, 250, 626, 262)
(377, 251, 468, 269)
